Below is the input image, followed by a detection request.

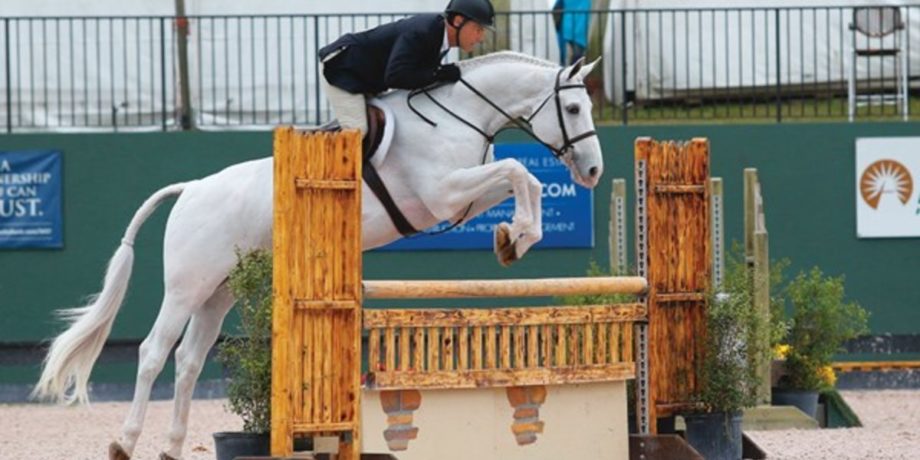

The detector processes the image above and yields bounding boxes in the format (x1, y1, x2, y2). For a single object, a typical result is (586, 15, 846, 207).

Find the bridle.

(523, 67, 598, 158)
(399, 65, 597, 236)
(407, 66, 598, 159)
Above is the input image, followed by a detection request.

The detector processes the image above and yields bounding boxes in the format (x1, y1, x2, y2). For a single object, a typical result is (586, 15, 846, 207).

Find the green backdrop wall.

(2, 123, 918, 347)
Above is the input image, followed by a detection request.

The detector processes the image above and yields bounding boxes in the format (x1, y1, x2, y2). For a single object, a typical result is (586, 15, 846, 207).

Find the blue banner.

(0, 150, 63, 249)
(378, 143, 594, 251)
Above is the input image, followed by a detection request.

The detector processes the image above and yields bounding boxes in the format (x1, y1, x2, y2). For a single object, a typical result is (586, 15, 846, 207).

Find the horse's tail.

(32, 182, 187, 404)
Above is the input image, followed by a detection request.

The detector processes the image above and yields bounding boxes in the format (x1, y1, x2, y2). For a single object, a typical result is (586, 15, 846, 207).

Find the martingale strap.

(362, 157, 419, 237)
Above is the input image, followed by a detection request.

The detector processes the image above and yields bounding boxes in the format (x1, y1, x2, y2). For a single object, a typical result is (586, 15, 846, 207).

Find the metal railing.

(1, 16, 176, 132)
(1, 5, 917, 132)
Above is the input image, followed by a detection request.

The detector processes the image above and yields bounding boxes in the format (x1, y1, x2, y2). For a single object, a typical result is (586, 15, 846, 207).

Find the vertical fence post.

(745, 168, 771, 404)
(175, 0, 193, 130)
(775, 8, 782, 123)
(908, 6, 912, 121)
(710, 178, 724, 290)
(620, 11, 629, 125)
(5, 18, 11, 133)
(744, 171, 754, 260)
(160, 17, 168, 131)
(902, 8, 909, 121)
(3, 18, 13, 133)
(609, 178, 627, 275)
(313, 15, 320, 125)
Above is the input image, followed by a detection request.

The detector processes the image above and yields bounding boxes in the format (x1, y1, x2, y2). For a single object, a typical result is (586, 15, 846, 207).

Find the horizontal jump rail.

(362, 276, 648, 299)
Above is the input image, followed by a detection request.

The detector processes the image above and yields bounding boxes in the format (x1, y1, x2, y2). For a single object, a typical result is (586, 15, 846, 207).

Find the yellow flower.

(774, 344, 792, 359)
(818, 366, 837, 388)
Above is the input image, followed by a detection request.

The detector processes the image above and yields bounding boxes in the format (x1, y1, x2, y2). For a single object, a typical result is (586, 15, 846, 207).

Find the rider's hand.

(434, 64, 461, 83)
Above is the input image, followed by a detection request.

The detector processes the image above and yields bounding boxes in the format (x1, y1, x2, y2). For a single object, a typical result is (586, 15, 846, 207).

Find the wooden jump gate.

(271, 129, 710, 457)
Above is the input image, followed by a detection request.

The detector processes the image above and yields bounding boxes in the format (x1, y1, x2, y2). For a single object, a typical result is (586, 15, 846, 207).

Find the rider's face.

(453, 17, 487, 52)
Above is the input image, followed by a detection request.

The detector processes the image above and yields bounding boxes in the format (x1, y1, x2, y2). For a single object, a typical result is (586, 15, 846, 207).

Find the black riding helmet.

(445, 0, 496, 28)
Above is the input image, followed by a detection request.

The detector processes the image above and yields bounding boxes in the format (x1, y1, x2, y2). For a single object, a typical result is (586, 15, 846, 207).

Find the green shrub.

(779, 267, 869, 391)
(216, 249, 273, 433)
(696, 247, 767, 413)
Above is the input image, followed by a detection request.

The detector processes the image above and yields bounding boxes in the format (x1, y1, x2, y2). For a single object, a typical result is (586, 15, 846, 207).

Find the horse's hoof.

(499, 240, 519, 267)
(108, 442, 130, 460)
(159, 452, 179, 460)
(493, 223, 518, 267)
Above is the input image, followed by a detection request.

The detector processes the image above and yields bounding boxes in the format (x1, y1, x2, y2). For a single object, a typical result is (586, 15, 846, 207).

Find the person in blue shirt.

(554, 0, 590, 66)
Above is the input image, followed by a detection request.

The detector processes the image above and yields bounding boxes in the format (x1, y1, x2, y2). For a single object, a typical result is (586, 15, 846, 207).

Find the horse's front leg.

(504, 171, 543, 262)
(420, 158, 543, 266)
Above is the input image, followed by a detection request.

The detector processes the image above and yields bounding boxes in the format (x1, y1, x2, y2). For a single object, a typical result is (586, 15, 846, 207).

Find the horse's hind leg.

(161, 283, 235, 460)
(110, 285, 215, 460)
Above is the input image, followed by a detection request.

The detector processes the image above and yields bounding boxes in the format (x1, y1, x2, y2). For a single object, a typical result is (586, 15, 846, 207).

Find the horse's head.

(528, 57, 603, 189)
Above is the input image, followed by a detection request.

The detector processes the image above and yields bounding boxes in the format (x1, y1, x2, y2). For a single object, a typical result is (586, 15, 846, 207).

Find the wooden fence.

(271, 130, 711, 457)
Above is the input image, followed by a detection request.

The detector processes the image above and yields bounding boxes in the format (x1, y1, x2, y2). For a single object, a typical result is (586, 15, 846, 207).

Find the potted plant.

(772, 267, 869, 419)
(213, 249, 273, 460)
(683, 249, 766, 460)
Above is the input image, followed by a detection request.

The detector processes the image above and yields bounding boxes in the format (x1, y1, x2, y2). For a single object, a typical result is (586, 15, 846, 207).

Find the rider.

(318, 0, 495, 135)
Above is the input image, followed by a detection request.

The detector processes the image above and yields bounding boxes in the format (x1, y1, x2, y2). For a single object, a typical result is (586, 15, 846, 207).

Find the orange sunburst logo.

(860, 159, 913, 209)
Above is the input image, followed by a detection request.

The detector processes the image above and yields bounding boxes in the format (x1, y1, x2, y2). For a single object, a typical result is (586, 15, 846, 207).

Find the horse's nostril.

(589, 166, 599, 177)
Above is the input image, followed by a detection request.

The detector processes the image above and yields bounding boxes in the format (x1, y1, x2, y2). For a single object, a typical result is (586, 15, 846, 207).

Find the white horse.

(34, 51, 603, 460)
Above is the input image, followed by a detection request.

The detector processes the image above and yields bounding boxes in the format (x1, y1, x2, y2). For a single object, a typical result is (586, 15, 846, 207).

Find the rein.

(407, 67, 598, 158)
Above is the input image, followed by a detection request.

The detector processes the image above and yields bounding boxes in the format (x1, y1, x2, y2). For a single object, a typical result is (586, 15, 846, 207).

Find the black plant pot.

(683, 411, 743, 460)
(772, 388, 819, 419)
(213, 431, 270, 460)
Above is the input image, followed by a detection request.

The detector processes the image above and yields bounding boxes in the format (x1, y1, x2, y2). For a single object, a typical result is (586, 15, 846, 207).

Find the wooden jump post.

(745, 168, 772, 405)
(634, 138, 711, 433)
(271, 129, 711, 458)
(272, 129, 364, 458)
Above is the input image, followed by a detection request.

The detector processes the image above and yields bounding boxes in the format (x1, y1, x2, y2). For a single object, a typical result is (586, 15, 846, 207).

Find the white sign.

(856, 137, 920, 238)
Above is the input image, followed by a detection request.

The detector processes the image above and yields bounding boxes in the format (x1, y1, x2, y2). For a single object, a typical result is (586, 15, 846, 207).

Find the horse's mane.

(457, 51, 558, 71)
(379, 51, 557, 101)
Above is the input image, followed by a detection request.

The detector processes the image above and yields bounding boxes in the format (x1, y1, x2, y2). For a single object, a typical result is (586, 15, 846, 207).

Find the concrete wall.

(361, 382, 629, 459)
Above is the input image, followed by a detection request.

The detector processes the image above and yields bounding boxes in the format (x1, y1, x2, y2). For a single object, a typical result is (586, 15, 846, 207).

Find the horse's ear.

(577, 57, 602, 80)
(566, 56, 586, 80)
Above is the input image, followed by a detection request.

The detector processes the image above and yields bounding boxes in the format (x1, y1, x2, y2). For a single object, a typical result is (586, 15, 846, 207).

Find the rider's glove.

(433, 64, 461, 83)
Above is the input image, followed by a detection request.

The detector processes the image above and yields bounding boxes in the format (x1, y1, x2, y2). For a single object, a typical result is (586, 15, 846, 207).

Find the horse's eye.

(566, 104, 580, 115)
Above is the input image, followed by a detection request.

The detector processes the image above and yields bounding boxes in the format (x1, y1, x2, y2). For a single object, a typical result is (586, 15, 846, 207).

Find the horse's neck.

(455, 63, 555, 135)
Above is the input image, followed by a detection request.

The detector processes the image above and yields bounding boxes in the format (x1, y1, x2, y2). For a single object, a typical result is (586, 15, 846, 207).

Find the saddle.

(318, 105, 387, 161)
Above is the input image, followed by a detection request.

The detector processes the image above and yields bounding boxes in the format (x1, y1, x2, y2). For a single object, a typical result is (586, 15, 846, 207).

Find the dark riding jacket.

(319, 13, 446, 95)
